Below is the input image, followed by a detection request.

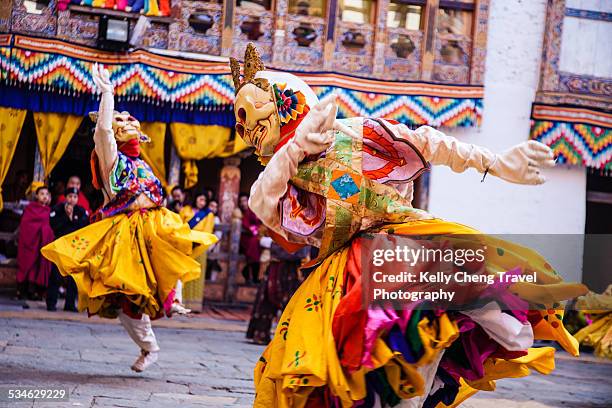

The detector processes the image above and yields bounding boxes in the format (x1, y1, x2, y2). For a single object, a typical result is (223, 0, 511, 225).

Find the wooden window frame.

(537, 0, 610, 109)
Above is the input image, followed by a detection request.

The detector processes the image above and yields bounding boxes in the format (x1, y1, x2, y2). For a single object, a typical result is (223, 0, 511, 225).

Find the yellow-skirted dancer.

(41, 64, 217, 373)
(230, 44, 590, 407)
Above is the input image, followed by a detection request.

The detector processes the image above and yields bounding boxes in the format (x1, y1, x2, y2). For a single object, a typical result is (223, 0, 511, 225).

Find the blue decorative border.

(565, 8, 612, 22)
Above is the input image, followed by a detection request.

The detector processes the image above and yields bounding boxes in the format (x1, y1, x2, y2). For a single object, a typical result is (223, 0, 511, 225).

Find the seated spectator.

(57, 176, 91, 214)
(180, 192, 214, 232)
(207, 199, 221, 238)
(206, 199, 222, 281)
(168, 186, 186, 213)
(47, 187, 89, 312)
(16, 186, 55, 301)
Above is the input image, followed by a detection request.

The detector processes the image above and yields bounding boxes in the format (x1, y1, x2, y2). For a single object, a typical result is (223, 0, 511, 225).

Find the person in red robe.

(16, 186, 55, 300)
(56, 175, 91, 215)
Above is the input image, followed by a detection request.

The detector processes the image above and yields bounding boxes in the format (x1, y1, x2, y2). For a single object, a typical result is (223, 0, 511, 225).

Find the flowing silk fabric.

(254, 218, 586, 407)
(33, 112, 83, 178)
(332, 241, 366, 373)
(17, 202, 55, 287)
(41, 207, 217, 318)
(0, 107, 27, 210)
(139, 121, 168, 188)
(439, 347, 557, 408)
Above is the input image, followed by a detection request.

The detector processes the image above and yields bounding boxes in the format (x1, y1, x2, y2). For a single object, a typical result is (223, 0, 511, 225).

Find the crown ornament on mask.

(229, 43, 270, 94)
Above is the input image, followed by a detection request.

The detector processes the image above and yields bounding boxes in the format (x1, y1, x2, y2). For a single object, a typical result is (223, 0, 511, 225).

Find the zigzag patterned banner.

(0, 34, 483, 127)
(314, 87, 482, 127)
(530, 104, 612, 170)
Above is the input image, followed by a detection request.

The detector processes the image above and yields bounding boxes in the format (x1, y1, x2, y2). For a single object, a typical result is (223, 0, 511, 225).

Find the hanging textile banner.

(56, 0, 171, 16)
(140, 121, 168, 188)
(313, 87, 482, 128)
(0, 34, 484, 129)
(0, 34, 235, 126)
(0, 107, 27, 211)
(33, 112, 83, 178)
(170, 124, 232, 189)
(529, 104, 612, 171)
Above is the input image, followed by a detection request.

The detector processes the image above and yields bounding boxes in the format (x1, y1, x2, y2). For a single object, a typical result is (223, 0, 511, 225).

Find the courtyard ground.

(0, 301, 611, 408)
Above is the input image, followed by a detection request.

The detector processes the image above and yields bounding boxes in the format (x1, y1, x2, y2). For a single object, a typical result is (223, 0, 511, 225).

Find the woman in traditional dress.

(42, 64, 217, 372)
(229, 44, 589, 407)
(178, 191, 216, 311)
(180, 192, 215, 233)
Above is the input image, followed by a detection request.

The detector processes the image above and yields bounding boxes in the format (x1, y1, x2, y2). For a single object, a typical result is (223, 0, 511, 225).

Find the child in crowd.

(16, 186, 55, 301)
(47, 187, 89, 311)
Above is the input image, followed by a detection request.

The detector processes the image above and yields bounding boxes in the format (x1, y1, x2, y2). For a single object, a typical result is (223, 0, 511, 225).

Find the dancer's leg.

(118, 311, 160, 352)
(118, 310, 160, 372)
(175, 279, 183, 304)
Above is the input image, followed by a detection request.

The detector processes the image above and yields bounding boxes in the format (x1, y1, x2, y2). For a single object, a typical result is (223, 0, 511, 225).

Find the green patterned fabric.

(290, 118, 430, 260)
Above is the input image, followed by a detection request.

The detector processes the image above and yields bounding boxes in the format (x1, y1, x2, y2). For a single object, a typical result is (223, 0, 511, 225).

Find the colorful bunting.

(530, 104, 612, 170)
(0, 34, 484, 128)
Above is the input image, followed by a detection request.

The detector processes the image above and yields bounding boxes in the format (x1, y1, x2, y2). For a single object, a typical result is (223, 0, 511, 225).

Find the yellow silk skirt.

(253, 218, 587, 407)
(41, 207, 217, 318)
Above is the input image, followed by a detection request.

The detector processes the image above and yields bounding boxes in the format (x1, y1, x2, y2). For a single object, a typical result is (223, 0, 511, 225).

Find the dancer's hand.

(291, 94, 337, 157)
(294, 131, 335, 157)
(295, 94, 337, 137)
(489, 141, 555, 185)
(91, 63, 114, 95)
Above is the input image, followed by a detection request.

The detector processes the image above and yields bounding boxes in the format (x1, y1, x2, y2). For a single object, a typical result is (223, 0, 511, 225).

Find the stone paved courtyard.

(0, 311, 611, 407)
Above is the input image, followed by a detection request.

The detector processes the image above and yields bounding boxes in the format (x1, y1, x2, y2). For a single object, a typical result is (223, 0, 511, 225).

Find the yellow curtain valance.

(140, 121, 168, 188)
(170, 124, 232, 189)
(33, 112, 83, 179)
(0, 107, 27, 211)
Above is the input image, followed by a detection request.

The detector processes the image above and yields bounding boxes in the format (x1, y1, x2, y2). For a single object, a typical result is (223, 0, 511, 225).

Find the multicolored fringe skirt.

(253, 219, 588, 407)
(41, 207, 217, 319)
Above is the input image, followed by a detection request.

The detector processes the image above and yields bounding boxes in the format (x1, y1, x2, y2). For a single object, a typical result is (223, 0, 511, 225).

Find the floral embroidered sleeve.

(249, 140, 321, 245)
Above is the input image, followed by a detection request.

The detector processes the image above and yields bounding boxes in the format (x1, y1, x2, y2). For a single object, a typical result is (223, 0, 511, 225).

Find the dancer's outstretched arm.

(91, 63, 118, 178)
(391, 124, 555, 185)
